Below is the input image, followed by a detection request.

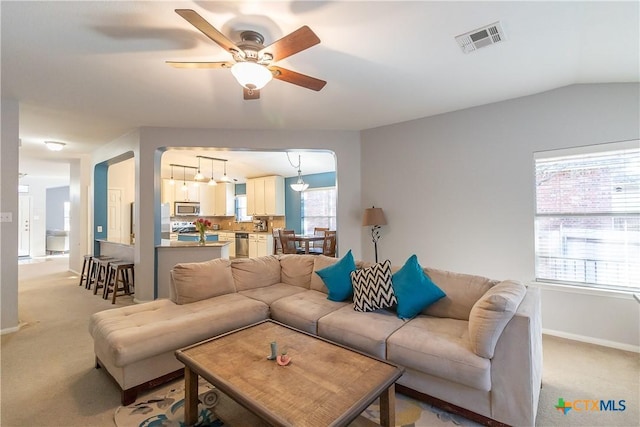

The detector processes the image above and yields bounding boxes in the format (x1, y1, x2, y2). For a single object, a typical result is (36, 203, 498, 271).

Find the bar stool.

(86, 256, 111, 290)
(103, 261, 134, 304)
(78, 254, 93, 287)
(92, 257, 118, 295)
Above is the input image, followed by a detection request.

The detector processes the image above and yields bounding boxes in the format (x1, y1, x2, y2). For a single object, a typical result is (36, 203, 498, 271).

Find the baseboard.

(543, 329, 640, 353)
(1, 325, 21, 335)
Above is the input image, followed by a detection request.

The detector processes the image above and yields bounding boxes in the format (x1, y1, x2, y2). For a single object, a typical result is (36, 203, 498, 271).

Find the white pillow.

(350, 260, 397, 312)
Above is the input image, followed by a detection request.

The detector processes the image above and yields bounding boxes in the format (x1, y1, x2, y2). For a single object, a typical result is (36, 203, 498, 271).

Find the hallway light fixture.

(45, 141, 65, 151)
(288, 153, 309, 192)
(362, 206, 387, 263)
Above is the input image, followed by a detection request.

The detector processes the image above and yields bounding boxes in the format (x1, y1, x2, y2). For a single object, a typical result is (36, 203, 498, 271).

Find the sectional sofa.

(89, 254, 542, 426)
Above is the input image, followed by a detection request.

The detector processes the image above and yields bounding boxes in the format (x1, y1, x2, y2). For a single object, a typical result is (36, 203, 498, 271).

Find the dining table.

(293, 234, 326, 254)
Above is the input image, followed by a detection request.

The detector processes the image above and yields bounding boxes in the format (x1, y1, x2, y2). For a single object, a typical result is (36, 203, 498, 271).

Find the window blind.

(301, 187, 337, 235)
(534, 142, 640, 291)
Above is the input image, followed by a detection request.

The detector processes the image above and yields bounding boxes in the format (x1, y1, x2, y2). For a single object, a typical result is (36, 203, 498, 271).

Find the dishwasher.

(235, 233, 249, 258)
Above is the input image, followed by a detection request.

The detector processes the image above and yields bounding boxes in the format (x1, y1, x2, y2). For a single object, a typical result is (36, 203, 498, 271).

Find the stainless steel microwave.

(174, 202, 199, 216)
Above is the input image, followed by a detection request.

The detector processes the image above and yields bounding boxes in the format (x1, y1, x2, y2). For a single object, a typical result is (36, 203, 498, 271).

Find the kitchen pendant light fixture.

(207, 158, 217, 186)
(181, 166, 188, 192)
(169, 165, 175, 185)
(194, 157, 204, 181)
(288, 154, 309, 192)
(219, 161, 233, 183)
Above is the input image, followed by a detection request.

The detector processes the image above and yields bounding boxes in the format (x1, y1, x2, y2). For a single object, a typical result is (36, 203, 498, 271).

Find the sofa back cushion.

(279, 254, 315, 288)
(170, 258, 236, 305)
(421, 268, 497, 320)
(468, 280, 527, 358)
(231, 256, 281, 291)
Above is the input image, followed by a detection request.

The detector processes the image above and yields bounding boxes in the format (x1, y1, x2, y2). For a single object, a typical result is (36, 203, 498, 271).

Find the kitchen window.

(301, 187, 336, 235)
(534, 140, 640, 292)
(235, 195, 251, 222)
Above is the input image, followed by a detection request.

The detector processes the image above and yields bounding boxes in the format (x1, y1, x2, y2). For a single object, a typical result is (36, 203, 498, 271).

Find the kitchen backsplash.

(171, 215, 285, 232)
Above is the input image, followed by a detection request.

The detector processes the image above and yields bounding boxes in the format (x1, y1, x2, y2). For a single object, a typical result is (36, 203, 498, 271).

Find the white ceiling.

(3, 1, 638, 181)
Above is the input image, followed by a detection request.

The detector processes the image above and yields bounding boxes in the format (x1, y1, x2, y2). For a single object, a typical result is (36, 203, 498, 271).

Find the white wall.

(1, 98, 20, 333)
(93, 127, 361, 302)
(361, 83, 640, 351)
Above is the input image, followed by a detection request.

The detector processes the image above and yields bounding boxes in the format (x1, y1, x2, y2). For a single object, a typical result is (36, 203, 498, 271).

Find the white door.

(107, 188, 122, 243)
(18, 195, 31, 257)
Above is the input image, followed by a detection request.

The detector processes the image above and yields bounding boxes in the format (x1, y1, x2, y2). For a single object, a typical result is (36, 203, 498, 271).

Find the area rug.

(114, 378, 481, 427)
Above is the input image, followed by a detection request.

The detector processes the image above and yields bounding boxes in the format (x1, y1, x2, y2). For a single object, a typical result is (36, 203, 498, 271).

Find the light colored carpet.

(1, 256, 638, 426)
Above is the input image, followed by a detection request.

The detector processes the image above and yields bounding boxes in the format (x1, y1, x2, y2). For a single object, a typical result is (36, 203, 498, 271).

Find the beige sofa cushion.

(231, 256, 281, 291)
(468, 280, 527, 358)
(386, 316, 491, 391)
(422, 268, 497, 320)
(279, 254, 315, 288)
(170, 258, 235, 305)
(310, 255, 337, 293)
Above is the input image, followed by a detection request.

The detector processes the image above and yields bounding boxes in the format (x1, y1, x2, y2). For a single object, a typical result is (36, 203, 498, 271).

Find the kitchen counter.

(155, 241, 230, 298)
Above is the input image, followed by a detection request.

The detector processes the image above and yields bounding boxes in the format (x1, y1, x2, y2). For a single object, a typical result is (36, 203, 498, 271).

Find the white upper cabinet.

(214, 183, 235, 216)
(199, 184, 216, 216)
(246, 176, 284, 216)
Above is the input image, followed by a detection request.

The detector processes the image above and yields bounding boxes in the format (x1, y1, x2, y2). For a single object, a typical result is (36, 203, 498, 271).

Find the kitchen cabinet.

(218, 232, 236, 257)
(246, 176, 284, 216)
(214, 183, 235, 216)
(199, 185, 216, 216)
(162, 179, 176, 216)
(175, 181, 200, 203)
(249, 233, 273, 258)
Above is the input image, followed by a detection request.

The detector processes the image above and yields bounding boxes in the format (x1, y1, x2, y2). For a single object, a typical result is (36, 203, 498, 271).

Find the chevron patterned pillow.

(350, 259, 397, 312)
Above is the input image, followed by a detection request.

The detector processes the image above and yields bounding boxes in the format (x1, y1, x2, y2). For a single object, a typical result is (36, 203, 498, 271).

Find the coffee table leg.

(184, 366, 199, 426)
(379, 384, 396, 427)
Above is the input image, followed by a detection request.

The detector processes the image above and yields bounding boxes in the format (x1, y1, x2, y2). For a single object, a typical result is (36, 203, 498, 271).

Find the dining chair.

(279, 229, 304, 254)
(322, 231, 337, 257)
(272, 228, 283, 255)
(312, 227, 329, 250)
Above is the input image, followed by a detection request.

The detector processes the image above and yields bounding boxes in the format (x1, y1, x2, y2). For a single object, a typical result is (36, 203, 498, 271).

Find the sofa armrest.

(489, 287, 543, 426)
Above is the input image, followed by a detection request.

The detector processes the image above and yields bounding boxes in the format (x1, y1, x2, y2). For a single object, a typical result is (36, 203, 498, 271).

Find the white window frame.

(533, 140, 640, 293)
(301, 186, 337, 235)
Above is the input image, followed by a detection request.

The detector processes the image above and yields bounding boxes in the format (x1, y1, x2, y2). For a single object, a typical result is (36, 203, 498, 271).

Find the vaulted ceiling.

(2, 1, 638, 179)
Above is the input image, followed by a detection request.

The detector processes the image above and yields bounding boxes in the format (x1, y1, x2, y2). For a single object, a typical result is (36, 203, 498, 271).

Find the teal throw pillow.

(392, 254, 446, 319)
(316, 250, 357, 301)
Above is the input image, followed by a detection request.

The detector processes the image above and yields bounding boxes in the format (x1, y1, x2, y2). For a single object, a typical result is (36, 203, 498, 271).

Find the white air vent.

(455, 21, 505, 54)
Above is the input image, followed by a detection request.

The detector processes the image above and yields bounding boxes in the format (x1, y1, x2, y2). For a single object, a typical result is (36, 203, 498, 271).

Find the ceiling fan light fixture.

(231, 62, 272, 90)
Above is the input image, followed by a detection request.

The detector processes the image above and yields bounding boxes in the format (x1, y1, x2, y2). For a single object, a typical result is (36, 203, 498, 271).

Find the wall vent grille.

(455, 21, 505, 54)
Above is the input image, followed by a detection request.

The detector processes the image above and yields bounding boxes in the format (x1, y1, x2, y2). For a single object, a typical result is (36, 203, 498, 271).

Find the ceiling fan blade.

(243, 88, 260, 100)
(175, 9, 243, 58)
(269, 66, 326, 91)
(259, 26, 320, 62)
(166, 61, 233, 69)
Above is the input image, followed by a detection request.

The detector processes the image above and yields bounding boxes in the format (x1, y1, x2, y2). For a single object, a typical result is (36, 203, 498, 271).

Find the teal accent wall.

(285, 172, 336, 233)
(93, 163, 108, 254)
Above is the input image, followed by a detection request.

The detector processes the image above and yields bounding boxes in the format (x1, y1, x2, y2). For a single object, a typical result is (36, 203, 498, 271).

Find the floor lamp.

(362, 207, 387, 263)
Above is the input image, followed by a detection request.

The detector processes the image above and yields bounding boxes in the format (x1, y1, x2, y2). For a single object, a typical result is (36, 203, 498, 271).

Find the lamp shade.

(362, 207, 387, 226)
(231, 62, 273, 90)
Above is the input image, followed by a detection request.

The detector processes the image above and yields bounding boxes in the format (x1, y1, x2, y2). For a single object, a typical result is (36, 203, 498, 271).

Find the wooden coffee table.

(175, 320, 404, 427)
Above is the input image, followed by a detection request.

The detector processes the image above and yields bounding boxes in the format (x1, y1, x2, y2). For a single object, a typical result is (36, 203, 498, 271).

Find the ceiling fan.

(167, 9, 326, 100)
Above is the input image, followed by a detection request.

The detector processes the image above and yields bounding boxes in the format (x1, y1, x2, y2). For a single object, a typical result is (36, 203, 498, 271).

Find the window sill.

(528, 280, 640, 301)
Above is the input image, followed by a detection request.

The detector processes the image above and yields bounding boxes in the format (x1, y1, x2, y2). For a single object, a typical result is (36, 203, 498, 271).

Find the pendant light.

(289, 154, 309, 192)
(181, 166, 188, 192)
(208, 158, 217, 186)
(219, 161, 233, 183)
(169, 165, 175, 185)
(194, 157, 204, 181)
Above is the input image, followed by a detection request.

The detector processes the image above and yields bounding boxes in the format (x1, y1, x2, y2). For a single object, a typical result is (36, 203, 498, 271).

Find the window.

(301, 187, 336, 235)
(534, 141, 640, 292)
(63, 201, 71, 231)
(235, 195, 251, 222)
